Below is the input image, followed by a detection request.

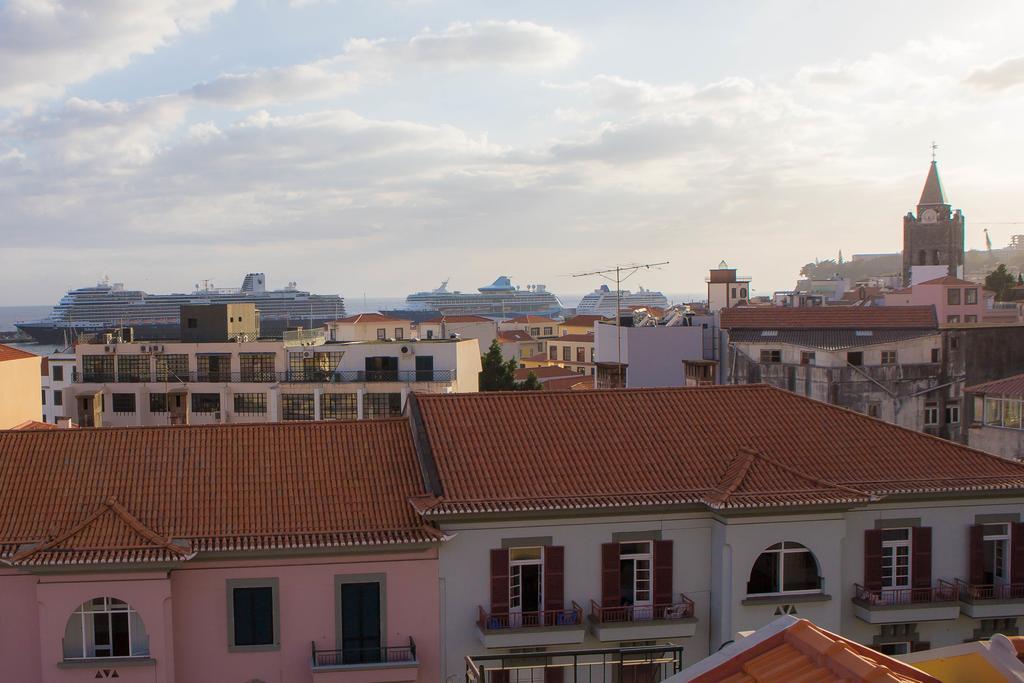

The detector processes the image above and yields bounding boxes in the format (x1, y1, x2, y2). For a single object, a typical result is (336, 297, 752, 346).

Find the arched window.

(747, 542, 822, 596)
(739, 288, 748, 299)
(63, 597, 149, 660)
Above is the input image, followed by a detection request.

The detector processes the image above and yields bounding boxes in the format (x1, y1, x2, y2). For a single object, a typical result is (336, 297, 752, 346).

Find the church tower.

(902, 160, 965, 286)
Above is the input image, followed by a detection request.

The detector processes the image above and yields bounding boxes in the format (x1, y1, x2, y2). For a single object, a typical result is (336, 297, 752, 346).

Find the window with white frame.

(945, 404, 960, 425)
(985, 397, 1023, 429)
(619, 541, 652, 607)
(924, 402, 939, 425)
(63, 597, 149, 660)
(880, 350, 897, 365)
(508, 547, 543, 623)
(747, 542, 821, 595)
(982, 524, 1011, 584)
(881, 528, 912, 589)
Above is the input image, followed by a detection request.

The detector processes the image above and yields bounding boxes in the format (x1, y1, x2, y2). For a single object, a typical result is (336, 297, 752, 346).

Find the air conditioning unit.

(104, 345, 113, 353)
(401, 346, 412, 354)
(302, 351, 313, 359)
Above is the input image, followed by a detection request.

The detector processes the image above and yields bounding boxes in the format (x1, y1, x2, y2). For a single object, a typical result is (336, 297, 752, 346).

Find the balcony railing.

(311, 637, 416, 669)
(954, 579, 1024, 602)
(852, 580, 957, 607)
(73, 370, 456, 384)
(478, 602, 584, 631)
(590, 594, 695, 623)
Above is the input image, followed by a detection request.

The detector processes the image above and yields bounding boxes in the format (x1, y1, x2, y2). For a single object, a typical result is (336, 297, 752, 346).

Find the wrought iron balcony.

(72, 369, 456, 384)
(477, 603, 584, 631)
(467, 644, 684, 683)
(851, 580, 960, 624)
(589, 595, 694, 624)
(954, 579, 1024, 618)
(311, 637, 416, 669)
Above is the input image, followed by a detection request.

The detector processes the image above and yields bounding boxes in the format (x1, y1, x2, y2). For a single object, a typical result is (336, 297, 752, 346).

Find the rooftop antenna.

(572, 261, 670, 382)
(931, 140, 938, 162)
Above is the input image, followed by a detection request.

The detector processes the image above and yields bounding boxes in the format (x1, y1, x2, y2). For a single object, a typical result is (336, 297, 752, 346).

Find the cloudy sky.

(2, 0, 1024, 305)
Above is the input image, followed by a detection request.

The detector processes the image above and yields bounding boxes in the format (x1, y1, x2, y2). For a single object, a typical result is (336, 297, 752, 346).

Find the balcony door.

(509, 547, 543, 627)
(620, 541, 653, 618)
(982, 524, 1011, 585)
(881, 528, 912, 591)
(415, 355, 434, 382)
(340, 582, 381, 664)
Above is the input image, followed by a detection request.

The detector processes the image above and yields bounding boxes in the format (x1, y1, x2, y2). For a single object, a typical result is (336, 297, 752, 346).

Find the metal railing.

(467, 644, 685, 683)
(72, 369, 456, 384)
(311, 637, 416, 669)
(478, 602, 584, 630)
(954, 579, 1024, 601)
(590, 594, 695, 623)
(853, 580, 957, 606)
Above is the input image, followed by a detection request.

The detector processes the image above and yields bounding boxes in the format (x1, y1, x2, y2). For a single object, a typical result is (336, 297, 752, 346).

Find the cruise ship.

(405, 276, 562, 316)
(575, 284, 669, 317)
(16, 274, 345, 344)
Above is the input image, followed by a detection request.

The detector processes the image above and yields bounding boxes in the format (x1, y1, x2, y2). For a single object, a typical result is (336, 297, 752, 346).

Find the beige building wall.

(0, 354, 43, 429)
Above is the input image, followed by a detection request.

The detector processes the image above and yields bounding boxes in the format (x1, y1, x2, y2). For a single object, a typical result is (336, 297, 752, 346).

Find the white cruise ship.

(575, 284, 669, 317)
(405, 276, 562, 316)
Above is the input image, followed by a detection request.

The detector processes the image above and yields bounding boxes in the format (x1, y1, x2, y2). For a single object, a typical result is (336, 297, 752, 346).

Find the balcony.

(467, 644, 685, 683)
(71, 370, 457, 384)
(954, 580, 1024, 618)
(310, 638, 418, 683)
(852, 581, 960, 624)
(476, 603, 586, 649)
(588, 595, 697, 642)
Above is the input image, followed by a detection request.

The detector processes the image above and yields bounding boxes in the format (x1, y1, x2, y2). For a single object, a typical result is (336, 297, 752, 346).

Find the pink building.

(885, 275, 1022, 324)
(0, 421, 441, 683)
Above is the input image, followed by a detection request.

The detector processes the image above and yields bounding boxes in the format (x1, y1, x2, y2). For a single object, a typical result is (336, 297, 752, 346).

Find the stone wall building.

(902, 161, 965, 287)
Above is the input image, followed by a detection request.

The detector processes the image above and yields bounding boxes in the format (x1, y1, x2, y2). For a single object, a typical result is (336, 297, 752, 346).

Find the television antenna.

(572, 261, 670, 381)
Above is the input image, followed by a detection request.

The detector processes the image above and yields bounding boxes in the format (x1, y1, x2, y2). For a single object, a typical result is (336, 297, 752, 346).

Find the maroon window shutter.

(1012, 522, 1024, 585)
(911, 641, 930, 653)
(544, 666, 564, 683)
(969, 525, 985, 586)
(864, 529, 883, 590)
(544, 546, 565, 612)
(490, 548, 509, 614)
(601, 542, 621, 607)
(912, 526, 932, 589)
(653, 539, 673, 606)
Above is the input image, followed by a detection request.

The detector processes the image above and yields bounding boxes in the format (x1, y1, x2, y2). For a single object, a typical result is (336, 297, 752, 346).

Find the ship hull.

(16, 318, 337, 344)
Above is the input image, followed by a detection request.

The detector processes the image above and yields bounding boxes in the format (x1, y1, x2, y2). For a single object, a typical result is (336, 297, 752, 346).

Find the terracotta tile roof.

(553, 333, 595, 342)
(720, 306, 937, 330)
(0, 420, 437, 567)
(916, 276, 981, 287)
(421, 314, 494, 323)
(514, 366, 579, 381)
(520, 353, 551, 363)
(497, 330, 534, 342)
(561, 314, 608, 327)
(505, 315, 558, 323)
(11, 420, 59, 431)
(0, 343, 37, 362)
(542, 376, 594, 391)
(687, 617, 938, 683)
(728, 329, 939, 351)
(408, 385, 1024, 517)
(965, 372, 1024, 398)
(329, 312, 409, 324)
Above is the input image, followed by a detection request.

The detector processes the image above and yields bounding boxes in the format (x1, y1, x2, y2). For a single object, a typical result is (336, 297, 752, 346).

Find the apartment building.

(966, 373, 1024, 460)
(67, 337, 479, 427)
(0, 421, 442, 683)
(40, 350, 75, 425)
(405, 387, 1024, 679)
(543, 332, 596, 375)
(0, 343, 42, 429)
(417, 315, 497, 355)
(721, 306, 957, 436)
(885, 276, 1022, 324)
(594, 321, 713, 388)
(497, 329, 543, 363)
(558, 314, 607, 336)
(498, 315, 559, 339)
(325, 312, 414, 342)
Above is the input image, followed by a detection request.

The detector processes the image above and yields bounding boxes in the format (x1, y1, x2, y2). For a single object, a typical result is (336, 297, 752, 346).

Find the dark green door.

(341, 582, 381, 664)
(415, 355, 434, 381)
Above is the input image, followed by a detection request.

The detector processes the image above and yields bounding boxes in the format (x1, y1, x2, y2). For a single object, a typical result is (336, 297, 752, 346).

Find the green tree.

(479, 339, 517, 391)
(985, 264, 1016, 301)
(517, 371, 542, 391)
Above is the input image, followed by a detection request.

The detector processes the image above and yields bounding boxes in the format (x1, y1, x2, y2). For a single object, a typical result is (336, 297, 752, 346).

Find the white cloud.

(964, 56, 1024, 91)
(188, 59, 362, 108)
(344, 20, 580, 68)
(0, 0, 234, 109)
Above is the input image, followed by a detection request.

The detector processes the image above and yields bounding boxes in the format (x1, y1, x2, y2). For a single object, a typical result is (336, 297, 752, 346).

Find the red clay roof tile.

(720, 306, 937, 329)
(0, 420, 436, 566)
(965, 372, 1024, 398)
(410, 385, 1024, 516)
(0, 343, 37, 362)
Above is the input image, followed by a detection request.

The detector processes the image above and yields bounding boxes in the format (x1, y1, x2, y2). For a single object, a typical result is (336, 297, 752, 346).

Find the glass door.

(341, 583, 381, 664)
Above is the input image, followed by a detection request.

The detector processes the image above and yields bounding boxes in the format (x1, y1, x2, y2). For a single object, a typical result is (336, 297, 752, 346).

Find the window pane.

(747, 552, 779, 594)
(111, 612, 131, 656)
(233, 587, 274, 646)
(1005, 400, 1021, 429)
(63, 612, 84, 659)
(129, 611, 150, 656)
(783, 550, 820, 591)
